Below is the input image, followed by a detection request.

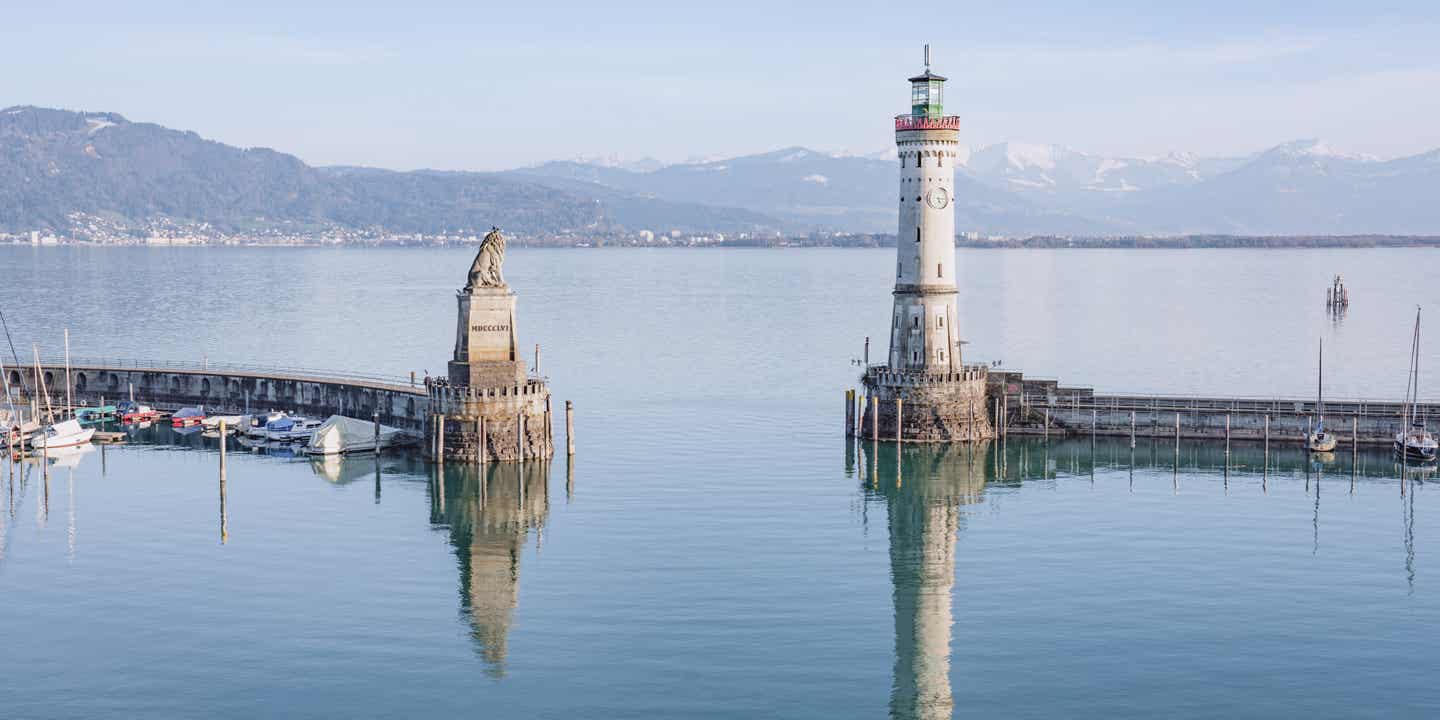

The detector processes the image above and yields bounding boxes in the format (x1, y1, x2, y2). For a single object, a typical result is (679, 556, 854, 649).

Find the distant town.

(3, 214, 1439, 249)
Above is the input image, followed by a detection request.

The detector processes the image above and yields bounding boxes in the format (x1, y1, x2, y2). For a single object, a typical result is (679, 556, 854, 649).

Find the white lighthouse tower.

(891, 45, 963, 372)
(858, 47, 993, 443)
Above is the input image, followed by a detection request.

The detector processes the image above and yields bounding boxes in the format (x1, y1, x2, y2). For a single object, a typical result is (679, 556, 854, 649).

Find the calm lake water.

(1, 246, 1438, 718)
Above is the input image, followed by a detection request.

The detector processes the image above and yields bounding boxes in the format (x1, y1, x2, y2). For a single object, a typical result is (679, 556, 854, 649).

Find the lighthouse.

(857, 47, 993, 443)
(891, 45, 963, 372)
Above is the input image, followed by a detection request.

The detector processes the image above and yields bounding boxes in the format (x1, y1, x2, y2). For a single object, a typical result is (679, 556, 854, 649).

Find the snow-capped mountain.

(961, 142, 1245, 197)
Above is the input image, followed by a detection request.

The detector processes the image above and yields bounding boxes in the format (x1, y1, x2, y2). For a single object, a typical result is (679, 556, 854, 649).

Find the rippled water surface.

(1, 247, 1438, 718)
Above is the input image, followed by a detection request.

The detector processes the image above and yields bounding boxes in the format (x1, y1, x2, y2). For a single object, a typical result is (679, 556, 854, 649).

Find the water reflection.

(860, 442, 990, 720)
(430, 461, 550, 677)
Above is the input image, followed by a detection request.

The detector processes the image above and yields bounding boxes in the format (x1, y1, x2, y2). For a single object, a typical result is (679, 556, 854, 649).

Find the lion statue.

(466, 227, 507, 289)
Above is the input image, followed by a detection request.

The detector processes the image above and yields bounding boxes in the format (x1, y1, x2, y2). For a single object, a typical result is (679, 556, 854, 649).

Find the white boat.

(1395, 307, 1438, 463)
(304, 415, 406, 455)
(29, 418, 96, 450)
(264, 416, 324, 443)
(245, 411, 287, 438)
(201, 414, 245, 430)
(1307, 339, 1337, 452)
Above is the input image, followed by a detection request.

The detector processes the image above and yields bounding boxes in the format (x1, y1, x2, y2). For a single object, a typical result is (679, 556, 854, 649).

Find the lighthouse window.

(937, 263, 943, 278)
(913, 316, 920, 328)
(915, 227, 920, 242)
(913, 351, 919, 363)
(938, 350, 946, 362)
(937, 315, 944, 328)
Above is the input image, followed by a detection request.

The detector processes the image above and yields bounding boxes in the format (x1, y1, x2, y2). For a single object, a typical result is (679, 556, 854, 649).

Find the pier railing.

(20, 356, 417, 390)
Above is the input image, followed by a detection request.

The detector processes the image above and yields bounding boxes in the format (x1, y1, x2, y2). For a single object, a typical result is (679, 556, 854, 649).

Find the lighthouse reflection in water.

(429, 460, 550, 677)
(857, 441, 990, 720)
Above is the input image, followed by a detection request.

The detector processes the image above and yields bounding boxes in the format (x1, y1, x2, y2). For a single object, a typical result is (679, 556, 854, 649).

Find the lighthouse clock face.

(925, 187, 949, 209)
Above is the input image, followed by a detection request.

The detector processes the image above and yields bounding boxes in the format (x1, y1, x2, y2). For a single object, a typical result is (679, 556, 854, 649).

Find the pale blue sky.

(4, 1, 1439, 170)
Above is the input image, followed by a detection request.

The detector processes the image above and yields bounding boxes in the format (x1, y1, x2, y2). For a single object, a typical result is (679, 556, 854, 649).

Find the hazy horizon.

(6, 1, 1440, 171)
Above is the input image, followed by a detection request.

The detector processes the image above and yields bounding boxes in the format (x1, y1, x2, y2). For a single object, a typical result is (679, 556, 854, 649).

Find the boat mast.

(32, 344, 54, 425)
(0, 353, 19, 428)
(64, 328, 73, 419)
(1416, 307, 1424, 429)
(1317, 338, 1324, 426)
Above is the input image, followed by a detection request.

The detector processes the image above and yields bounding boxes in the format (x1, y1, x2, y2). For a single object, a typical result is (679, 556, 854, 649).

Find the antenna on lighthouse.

(924, 44, 931, 69)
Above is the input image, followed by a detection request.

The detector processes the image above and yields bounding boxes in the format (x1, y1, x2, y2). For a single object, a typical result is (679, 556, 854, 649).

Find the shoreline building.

(428, 227, 555, 462)
(859, 48, 993, 442)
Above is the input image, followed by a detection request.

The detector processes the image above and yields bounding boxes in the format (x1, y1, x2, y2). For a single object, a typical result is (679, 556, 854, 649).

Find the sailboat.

(1307, 338, 1337, 452)
(1395, 307, 1438, 463)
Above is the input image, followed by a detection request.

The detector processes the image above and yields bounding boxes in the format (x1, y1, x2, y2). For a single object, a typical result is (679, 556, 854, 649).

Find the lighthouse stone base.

(861, 366, 994, 442)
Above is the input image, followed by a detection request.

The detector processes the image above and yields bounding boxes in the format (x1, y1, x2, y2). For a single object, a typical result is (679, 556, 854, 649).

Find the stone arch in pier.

(75, 372, 87, 392)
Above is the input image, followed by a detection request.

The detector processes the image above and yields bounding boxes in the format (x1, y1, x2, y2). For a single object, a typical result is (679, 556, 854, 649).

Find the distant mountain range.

(5, 105, 1440, 237)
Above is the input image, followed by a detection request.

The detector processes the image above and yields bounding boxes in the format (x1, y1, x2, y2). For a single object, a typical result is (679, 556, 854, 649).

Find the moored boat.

(1394, 307, 1437, 463)
(117, 401, 160, 423)
(246, 411, 288, 438)
(264, 416, 323, 443)
(171, 406, 206, 426)
(29, 418, 96, 450)
(201, 414, 244, 430)
(75, 405, 118, 422)
(1307, 339, 1337, 452)
(303, 415, 406, 455)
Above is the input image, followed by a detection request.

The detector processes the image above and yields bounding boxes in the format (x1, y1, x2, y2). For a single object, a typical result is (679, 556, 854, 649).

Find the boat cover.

(306, 415, 404, 455)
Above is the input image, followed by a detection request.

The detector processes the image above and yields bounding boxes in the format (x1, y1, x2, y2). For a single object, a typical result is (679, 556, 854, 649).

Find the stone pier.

(860, 365, 994, 442)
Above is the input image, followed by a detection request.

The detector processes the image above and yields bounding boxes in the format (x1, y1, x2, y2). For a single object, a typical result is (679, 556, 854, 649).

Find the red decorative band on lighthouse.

(894, 115, 960, 131)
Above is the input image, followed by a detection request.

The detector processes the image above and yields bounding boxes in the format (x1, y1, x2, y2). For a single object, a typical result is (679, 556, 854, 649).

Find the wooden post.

(219, 419, 228, 543)
(1130, 410, 1136, 449)
(372, 411, 381, 454)
(895, 397, 903, 444)
(545, 395, 553, 453)
(1044, 408, 1050, 442)
(1352, 415, 1358, 451)
(1092, 409, 1097, 441)
(479, 416, 488, 465)
(1225, 413, 1231, 455)
(1174, 412, 1180, 452)
(1264, 414, 1270, 453)
(565, 401, 575, 456)
(845, 389, 853, 437)
(516, 413, 525, 462)
(870, 395, 878, 443)
(436, 415, 446, 463)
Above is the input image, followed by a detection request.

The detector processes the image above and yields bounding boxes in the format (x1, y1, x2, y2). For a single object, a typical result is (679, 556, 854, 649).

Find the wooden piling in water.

(516, 413, 525, 462)
(1044, 409, 1050, 442)
(479, 416, 488, 465)
(1174, 412, 1180, 453)
(373, 411, 381, 455)
(895, 398, 903, 444)
(436, 415, 446, 463)
(845, 390, 853, 437)
(870, 396, 878, 442)
(565, 401, 575, 456)
(1225, 414, 1231, 455)
(1130, 410, 1136, 449)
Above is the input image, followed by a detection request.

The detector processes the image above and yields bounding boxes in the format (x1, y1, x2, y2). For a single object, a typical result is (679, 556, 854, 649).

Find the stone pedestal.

(434, 281, 553, 464)
(861, 366, 994, 442)
(448, 286, 527, 389)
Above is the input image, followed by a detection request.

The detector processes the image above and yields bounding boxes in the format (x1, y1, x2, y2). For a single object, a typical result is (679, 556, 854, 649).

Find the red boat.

(121, 405, 161, 423)
(171, 406, 206, 426)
